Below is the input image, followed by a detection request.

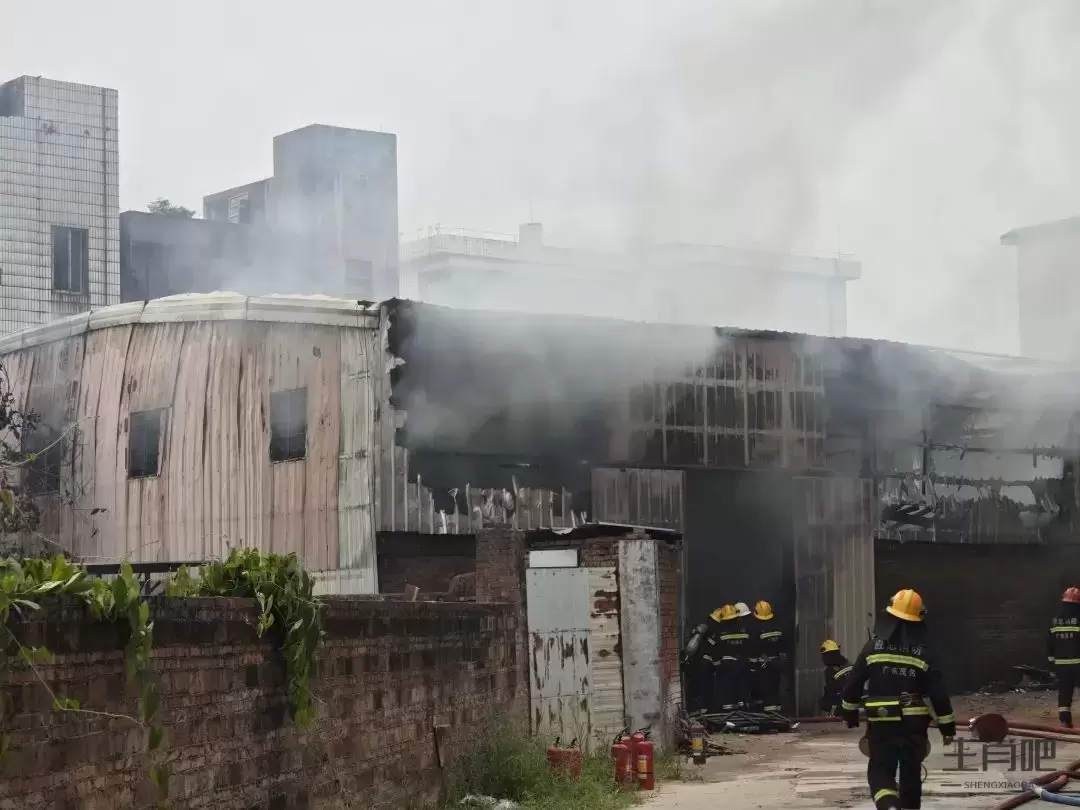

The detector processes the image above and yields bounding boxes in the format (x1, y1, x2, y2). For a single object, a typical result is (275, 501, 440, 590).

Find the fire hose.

(967, 714, 1080, 810)
(796, 712, 1080, 807)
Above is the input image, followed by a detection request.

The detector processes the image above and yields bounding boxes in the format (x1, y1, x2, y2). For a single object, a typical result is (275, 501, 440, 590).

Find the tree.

(0, 363, 41, 538)
(147, 198, 195, 219)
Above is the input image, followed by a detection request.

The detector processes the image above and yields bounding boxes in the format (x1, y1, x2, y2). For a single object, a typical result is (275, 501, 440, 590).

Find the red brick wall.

(0, 596, 524, 809)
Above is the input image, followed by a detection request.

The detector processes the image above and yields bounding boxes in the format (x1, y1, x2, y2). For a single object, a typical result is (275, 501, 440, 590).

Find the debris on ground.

(459, 796, 520, 809)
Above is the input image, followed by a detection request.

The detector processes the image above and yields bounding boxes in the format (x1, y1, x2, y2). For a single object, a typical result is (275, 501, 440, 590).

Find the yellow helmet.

(820, 639, 840, 654)
(753, 600, 773, 620)
(886, 588, 925, 622)
(710, 604, 737, 622)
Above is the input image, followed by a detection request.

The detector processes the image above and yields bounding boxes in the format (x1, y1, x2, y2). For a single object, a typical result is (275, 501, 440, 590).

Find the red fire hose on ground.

(968, 714, 1080, 810)
(795, 713, 1080, 809)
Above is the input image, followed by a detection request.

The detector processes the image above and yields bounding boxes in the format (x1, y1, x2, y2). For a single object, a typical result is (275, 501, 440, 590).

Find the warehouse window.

(52, 226, 89, 293)
(25, 430, 62, 495)
(270, 388, 307, 462)
(128, 409, 163, 478)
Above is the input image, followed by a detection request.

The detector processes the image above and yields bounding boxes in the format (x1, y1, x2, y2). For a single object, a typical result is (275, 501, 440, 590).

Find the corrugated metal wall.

(591, 468, 684, 530)
(791, 476, 875, 715)
(380, 445, 580, 533)
(4, 317, 384, 587)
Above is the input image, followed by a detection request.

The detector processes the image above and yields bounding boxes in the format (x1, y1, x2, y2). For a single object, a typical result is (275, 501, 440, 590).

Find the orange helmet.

(886, 589, 925, 622)
(1063, 588, 1080, 604)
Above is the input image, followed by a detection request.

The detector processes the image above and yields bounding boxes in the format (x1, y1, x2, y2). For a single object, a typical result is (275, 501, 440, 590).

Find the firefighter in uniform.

(840, 589, 955, 810)
(680, 603, 736, 712)
(750, 600, 787, 713)
(716, 603, 752, 711)
(820, 639, 853, 716)
(1048, 587, 1080, 728)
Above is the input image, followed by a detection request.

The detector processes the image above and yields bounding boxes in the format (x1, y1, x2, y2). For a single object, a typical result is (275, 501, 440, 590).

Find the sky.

(6, 0, 1080, 354)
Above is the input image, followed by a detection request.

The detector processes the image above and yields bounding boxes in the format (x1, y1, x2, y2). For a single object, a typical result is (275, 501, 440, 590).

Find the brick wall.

(0, 596, 525, 810)
(580, 538, 619, 568)
(376, 532, 476, 594)
(876, 540, 1080, 693)
(475, 527, 526, 608)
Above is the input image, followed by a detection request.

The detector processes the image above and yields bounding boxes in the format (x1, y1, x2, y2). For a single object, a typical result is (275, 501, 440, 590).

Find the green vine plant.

(0, 548, 327, 808)
(0, 556, 166, 798)
(166, 548, 326, 726)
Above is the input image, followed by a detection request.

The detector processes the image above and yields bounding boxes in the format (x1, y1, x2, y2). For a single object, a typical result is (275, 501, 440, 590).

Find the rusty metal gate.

(792, 476, 876, 716)
(526, 567, 593, 747)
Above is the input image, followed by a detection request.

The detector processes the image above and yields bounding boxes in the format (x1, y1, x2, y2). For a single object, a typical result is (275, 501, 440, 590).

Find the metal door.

(526, 567, 593, 747)
(792, 476, 875, 715)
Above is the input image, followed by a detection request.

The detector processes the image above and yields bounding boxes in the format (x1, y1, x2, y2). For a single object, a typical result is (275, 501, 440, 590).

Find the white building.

(0, 76, 120, 334)
(402, 223, 861, 336)
(1001, 216, 1080, 363)
(202, 125, 400, 302)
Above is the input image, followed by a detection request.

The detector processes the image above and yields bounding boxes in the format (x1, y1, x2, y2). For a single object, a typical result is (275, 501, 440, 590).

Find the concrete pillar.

(618, 534, 665, 747)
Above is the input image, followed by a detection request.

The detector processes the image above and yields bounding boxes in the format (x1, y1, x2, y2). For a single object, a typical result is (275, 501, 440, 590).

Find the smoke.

(437, 0, 1080, 354)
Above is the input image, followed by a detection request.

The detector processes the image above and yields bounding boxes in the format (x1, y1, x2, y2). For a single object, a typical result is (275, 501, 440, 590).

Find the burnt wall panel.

(875, 540, 1080, 693)
(592, 467, 684, 530)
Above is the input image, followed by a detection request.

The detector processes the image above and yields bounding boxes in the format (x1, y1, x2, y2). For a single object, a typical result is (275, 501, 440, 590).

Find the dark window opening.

(52, 225, 89, 293)
(270, 388, 307, 462)
(128, 409, 164, 478)
(25, 431, 63, 495)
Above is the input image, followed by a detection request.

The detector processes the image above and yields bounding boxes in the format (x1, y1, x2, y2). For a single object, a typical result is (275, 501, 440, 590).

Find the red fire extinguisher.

(547, 738, 582, 780)
(690, 721, 707, 765)
(611, 740, 632, 787)
(636, 737, 655, 791)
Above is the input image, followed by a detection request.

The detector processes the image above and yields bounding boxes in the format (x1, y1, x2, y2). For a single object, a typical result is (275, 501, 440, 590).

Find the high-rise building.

(203, 124, 399, 301)
(0, 76, 119, 333)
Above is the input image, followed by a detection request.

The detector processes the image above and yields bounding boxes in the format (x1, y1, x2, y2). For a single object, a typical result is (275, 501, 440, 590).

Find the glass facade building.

(0, 76, 120, 333)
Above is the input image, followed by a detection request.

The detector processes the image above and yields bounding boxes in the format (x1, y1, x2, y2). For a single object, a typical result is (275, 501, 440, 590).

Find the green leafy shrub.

(166, 548, 326, 724)
(446, 720, 640, 810)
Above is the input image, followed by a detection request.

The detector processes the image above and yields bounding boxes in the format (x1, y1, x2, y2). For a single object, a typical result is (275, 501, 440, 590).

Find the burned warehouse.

(1, 294, 1080, 714)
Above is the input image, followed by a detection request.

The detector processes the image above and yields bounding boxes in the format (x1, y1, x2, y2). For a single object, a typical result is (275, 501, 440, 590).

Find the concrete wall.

(619, 536, 663, 739)
(875, 540, 1080, 693)
(0, 597, 525, 809)
(658, 543, 683, 733)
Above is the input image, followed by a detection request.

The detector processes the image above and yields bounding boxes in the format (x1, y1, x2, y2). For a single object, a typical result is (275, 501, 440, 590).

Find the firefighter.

(820, 639, 853, 716)
(750, 600, 787, 713)
(840, 589, 955, 810)
(1048, 587, 1080, 728)
(680, 603, 734, 712)
(716, 603, 752, 711)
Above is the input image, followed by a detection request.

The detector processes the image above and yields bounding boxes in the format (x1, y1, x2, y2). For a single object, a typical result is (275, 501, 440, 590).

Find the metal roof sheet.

(0, 293, 380, 354)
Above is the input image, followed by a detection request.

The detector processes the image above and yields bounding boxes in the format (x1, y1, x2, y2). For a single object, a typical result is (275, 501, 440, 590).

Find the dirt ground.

(646, 689, 1074, 810)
